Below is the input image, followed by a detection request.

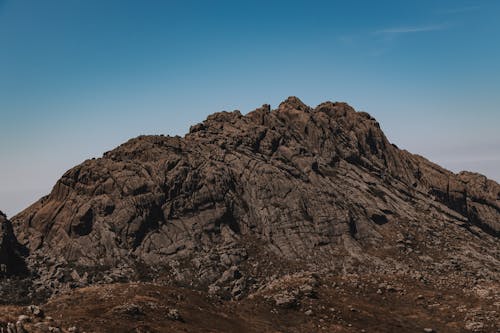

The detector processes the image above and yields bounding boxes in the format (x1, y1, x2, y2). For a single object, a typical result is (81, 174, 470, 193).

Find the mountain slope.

(0, 211, 26, 276)
(2, 97, 499, 331)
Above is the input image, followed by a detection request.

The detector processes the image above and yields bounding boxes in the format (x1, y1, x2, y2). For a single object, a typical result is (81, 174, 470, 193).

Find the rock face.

(0, 211, 26, 276)
(9, 97, 500, 298)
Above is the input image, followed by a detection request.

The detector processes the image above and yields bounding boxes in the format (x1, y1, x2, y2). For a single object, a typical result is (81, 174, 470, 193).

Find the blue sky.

(1, 0, 499, 216)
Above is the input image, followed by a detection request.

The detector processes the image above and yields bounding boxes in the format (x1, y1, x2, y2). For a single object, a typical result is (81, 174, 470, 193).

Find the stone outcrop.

(0, 211, 26, 276)
(7, 97, 499, 299)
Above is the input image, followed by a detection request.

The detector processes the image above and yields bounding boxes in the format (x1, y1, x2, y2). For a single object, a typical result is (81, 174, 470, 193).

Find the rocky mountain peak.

(4, 98, 499, 315)
(278, 96, 310, 112)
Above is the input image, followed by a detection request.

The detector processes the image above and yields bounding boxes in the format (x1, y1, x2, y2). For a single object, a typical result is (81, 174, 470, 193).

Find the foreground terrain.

(0, 275, 498, 332)
(0, 97, 498, 332)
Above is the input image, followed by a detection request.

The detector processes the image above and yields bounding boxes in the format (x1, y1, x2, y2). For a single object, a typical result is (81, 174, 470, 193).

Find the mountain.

(1, 97, 499, 332)
(0, 211, 26, 276)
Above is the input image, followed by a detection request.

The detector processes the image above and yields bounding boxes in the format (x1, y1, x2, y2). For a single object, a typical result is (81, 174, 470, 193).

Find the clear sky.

(1, 0, 499, 217)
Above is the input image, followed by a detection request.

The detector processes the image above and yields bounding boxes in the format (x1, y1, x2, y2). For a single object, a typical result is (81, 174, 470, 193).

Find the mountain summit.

(1, 97, 499, 332)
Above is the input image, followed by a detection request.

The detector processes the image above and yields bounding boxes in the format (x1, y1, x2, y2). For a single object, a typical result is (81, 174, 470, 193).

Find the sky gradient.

(1, 0, 499, 217)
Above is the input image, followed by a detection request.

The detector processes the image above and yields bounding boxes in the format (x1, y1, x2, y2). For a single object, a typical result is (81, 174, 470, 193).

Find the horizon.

(1, 0, 500, 217)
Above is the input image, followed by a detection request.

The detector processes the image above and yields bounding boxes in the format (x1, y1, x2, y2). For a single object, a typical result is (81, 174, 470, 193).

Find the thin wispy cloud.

(375, 24, 449, 35)
(336, 23, 450, 57)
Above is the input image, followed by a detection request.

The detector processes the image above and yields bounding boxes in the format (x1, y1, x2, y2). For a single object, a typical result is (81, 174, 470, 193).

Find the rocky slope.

(1, 97, 499, 332)
(0, 211, 26, 276)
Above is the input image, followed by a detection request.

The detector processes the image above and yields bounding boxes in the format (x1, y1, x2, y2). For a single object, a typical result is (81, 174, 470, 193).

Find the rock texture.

(9, 98, 500, 293)
(0, 97, 499, 331)
(0, 211, 26, 276)
(0, 97, 500, 332)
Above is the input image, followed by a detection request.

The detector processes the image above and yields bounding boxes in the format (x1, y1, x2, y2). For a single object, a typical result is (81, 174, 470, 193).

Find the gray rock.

(112, 303, 143, 316)
(6, 323, 16, 333)
(273, 292, 298, 308)
(15, 321, 27, 333)
(27, 304, 44, 318)
(465, 321, 484, 331)
(166, 308, 182, 321)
